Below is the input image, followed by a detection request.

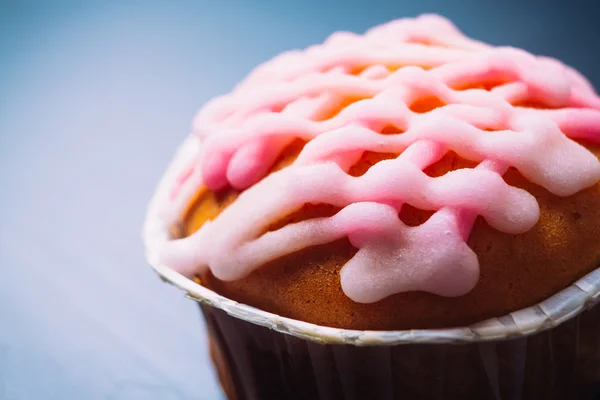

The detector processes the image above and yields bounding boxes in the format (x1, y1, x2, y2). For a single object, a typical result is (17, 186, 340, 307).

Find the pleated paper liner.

(200, 298, 600, 400)
(147, 257, 600, 400)
(143, 138, 600, 399)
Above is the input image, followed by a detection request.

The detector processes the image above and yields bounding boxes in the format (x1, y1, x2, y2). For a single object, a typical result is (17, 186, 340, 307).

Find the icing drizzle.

(158, 14, 600, 303)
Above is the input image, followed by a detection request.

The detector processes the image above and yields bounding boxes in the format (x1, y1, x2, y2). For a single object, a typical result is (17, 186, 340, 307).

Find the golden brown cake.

(184, 142, 600, 330)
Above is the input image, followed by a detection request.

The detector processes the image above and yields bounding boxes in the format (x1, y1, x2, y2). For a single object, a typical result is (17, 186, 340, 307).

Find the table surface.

(1, 1, 599, 399)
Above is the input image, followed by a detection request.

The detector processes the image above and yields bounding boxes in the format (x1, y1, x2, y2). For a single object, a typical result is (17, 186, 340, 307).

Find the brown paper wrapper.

(199, 301, 600, 400)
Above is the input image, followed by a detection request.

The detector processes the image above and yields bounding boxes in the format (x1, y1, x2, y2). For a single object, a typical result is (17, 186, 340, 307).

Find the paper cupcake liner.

(151, 258, 600, 398)
(200, 302, 600, 400)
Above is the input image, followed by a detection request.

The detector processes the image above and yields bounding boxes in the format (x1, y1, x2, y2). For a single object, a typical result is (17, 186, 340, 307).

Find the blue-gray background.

(1, 1, 599, 399)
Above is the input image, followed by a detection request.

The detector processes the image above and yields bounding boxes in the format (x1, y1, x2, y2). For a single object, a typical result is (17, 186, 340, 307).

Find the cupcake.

(144, 14, 600, 400)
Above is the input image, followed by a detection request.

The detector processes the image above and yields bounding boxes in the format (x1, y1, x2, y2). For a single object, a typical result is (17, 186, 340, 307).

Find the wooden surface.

(0, 1, 599, 399)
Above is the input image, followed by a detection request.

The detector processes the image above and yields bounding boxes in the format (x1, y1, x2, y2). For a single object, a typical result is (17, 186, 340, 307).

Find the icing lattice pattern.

(162, 15, 600, 303)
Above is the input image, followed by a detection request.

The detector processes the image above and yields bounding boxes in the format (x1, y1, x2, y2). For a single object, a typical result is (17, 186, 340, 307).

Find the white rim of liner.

(143, 136, 600, 346)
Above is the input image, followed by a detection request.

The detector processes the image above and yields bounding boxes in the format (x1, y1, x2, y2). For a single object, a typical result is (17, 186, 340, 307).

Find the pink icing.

(158, 14, 600, 303)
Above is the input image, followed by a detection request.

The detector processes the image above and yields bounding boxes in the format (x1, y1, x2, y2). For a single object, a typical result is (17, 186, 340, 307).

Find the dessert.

(144, 14, 600, 399)
(152, 14, 600, 329)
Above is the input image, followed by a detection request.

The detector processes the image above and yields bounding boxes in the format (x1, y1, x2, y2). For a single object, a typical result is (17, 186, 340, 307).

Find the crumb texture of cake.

(156, 14, 600, 329)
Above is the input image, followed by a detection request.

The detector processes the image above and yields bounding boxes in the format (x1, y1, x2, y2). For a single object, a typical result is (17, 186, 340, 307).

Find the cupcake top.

(153, 14, 600, 304)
